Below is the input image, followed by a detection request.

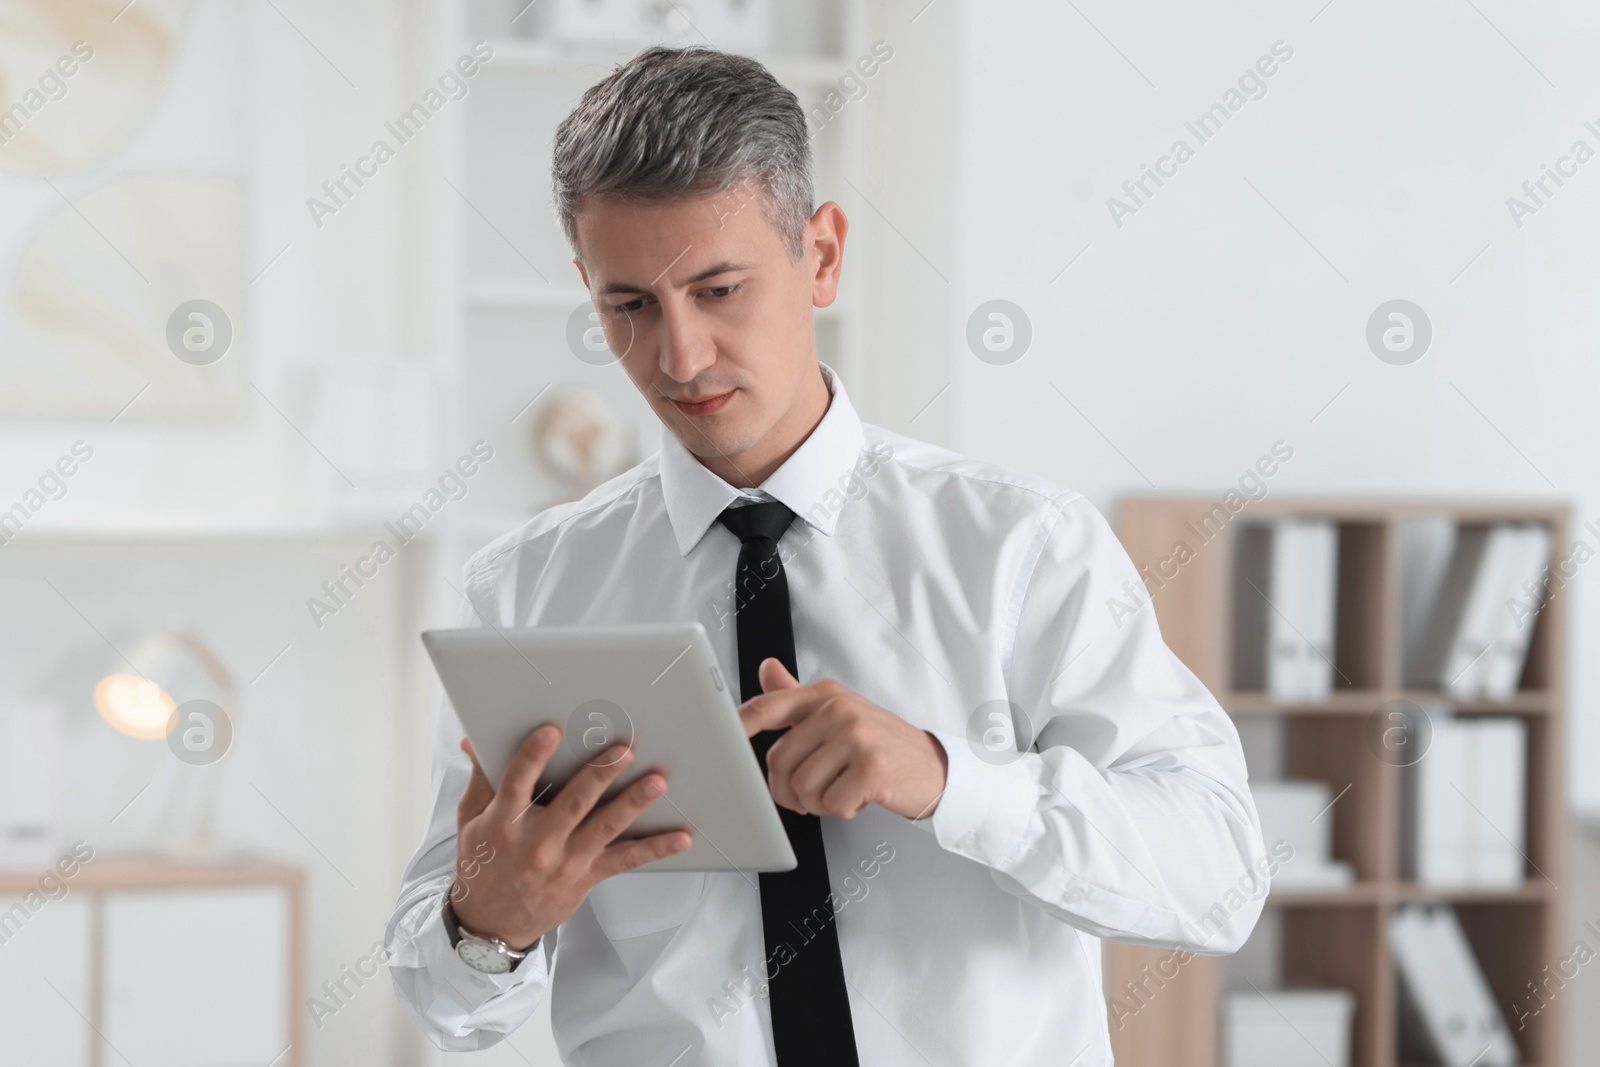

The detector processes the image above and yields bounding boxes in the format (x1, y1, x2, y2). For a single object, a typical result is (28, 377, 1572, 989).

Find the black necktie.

(717, 500, 860, 1067)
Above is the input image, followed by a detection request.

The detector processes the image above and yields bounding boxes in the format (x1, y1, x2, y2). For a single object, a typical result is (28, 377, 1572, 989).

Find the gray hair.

(551, 45, 814, 263)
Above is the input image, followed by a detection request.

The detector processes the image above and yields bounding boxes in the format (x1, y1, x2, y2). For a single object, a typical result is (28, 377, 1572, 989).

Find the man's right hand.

(449, 724, 693, 951)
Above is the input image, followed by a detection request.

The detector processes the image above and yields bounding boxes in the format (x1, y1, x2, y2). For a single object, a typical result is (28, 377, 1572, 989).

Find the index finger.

(738, 684, 831, 738)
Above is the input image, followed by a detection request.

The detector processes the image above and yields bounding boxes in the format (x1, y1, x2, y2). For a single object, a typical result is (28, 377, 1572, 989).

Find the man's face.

(572, 187, 845, 482)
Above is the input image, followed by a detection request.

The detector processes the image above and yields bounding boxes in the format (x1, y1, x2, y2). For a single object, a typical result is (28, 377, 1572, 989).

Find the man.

(388, 45, 1268, 1066)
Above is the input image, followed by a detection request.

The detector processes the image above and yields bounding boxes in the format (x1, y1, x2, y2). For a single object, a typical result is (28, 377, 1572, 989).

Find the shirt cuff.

(414, 893, 545, 1008)
(917, 728, 1038, 871)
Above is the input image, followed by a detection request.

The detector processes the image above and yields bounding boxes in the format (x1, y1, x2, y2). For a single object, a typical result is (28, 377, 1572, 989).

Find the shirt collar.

(658, 360, 867, 556)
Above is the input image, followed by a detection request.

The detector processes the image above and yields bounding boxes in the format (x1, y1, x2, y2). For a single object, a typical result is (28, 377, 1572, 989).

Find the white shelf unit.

(427, 0, 878, 583)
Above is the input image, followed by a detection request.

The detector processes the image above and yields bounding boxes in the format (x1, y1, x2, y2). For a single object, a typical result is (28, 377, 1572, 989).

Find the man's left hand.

(738, 657, 948, 821)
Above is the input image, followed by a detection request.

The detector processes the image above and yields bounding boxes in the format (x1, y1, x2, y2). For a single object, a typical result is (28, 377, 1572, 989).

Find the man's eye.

(610, 299, 645, 314)
(706, 284, 740, 299)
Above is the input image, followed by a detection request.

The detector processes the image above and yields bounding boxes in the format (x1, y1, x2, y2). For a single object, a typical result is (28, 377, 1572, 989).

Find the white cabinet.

(0, 860, 303, 1067)
(0, 895, 92, 1066)
(104, 887, 291, 1066)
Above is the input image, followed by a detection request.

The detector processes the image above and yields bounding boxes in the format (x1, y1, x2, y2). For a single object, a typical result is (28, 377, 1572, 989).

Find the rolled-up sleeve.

(920, 493, 1269, 954)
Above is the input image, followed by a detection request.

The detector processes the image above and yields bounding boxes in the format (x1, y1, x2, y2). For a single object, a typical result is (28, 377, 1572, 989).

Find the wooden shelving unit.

(1105, 497, 1569, 1067)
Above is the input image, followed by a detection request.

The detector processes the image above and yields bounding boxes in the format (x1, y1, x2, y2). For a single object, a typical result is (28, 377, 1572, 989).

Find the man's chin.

(673, 423, 752, 461)
(684, 431, 742, 457)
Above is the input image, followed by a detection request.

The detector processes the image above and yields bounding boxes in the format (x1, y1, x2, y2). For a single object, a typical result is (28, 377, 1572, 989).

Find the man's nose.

(658, 301, 716, 383)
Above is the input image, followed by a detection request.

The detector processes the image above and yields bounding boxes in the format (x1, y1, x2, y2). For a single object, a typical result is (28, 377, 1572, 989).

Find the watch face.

(457, 937, 512, 974)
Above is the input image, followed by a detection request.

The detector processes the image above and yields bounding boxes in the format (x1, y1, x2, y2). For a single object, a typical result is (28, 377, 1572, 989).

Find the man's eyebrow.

(598, 260, 754, 296)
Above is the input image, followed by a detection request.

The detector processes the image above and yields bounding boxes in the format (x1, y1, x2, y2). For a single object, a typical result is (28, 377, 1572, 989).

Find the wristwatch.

(442, 897, 530, 975)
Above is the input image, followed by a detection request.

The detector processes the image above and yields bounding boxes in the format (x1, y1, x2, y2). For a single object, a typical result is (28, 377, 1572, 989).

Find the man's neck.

(704, 364, 831, 489)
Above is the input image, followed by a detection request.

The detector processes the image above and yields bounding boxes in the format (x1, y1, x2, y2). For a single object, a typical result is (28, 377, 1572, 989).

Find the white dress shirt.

(387, 361, 1268, 1066)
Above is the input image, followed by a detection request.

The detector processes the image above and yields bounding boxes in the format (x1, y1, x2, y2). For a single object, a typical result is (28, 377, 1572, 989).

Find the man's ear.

(807, 202, 848, 309)
(573, 256, 589, 289)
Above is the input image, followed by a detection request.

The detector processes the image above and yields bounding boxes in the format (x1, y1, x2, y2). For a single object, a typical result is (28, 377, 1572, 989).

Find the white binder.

(1390, 904, 1519, 1067)
(1251, 520, 1340, 702)
(1403, 712, 1526, 887)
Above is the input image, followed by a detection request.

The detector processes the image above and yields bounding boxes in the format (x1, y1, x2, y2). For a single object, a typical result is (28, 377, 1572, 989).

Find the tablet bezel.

(421, 622, 796, 873)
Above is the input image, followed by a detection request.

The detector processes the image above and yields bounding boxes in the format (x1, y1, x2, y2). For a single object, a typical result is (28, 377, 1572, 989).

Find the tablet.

(421, 622, 796, 874)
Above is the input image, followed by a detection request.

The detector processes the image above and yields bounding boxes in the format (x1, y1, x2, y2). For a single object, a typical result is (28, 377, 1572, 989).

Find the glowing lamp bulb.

(94, 674, 176, 740)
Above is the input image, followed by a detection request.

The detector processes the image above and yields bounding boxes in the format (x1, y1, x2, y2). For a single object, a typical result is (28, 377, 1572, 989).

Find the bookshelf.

(1106, 497, 1569, 1067)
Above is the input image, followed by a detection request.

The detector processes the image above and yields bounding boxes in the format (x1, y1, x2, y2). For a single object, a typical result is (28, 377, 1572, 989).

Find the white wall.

(939, 0, 1600, 809)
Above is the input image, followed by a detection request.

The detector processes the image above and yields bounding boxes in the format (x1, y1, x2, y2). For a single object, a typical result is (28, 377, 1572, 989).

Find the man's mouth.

(672, 390, 735, 416)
